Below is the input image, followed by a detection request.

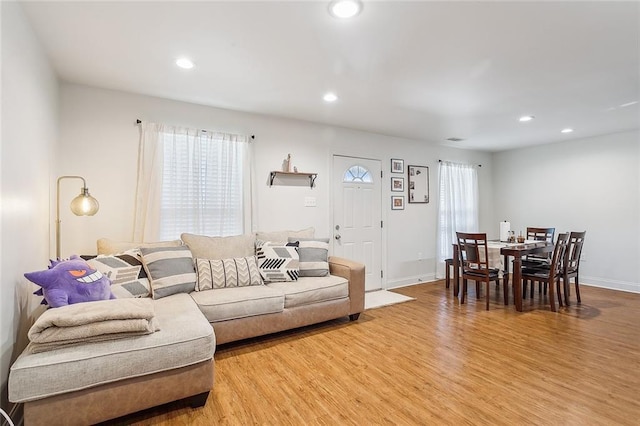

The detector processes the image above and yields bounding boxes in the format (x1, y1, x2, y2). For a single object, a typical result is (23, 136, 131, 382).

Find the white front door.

(332, 155, 382, 291)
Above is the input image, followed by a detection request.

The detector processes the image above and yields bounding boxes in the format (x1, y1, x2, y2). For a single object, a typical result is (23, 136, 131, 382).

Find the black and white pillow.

(140, 246, 196, 299)
(255, 240, 299, 282)
(288, 237, 330, 277)
(195, 256, 263, 291)
(85, 251, 151, 298)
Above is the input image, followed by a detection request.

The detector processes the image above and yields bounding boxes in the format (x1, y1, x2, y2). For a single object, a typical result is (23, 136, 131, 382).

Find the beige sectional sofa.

(9, 229, 364, 425)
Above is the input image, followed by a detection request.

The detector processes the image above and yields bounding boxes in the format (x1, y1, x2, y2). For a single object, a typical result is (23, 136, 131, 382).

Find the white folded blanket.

(28, 298, 159, 354)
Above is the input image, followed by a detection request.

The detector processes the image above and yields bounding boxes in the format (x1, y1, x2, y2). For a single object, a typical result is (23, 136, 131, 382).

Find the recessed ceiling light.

(620, 101, 638, 108)
(519, 115, 535, 122)
(561, 128, 574, 134)
(329, 0, 362, 19)
(176, 58, 194, 69)
(323, 92, 338, 102)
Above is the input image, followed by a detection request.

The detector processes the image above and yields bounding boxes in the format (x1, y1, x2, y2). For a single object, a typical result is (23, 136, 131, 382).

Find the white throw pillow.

(86, 251, 151, 298)
(255, 241, 300, 282)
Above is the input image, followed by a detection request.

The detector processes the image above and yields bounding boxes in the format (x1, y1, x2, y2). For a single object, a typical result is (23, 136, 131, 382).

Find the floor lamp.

(56, 175, 100, 259)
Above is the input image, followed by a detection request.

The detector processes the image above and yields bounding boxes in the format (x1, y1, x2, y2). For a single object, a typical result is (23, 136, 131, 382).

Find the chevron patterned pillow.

(194, 256, 263, 291)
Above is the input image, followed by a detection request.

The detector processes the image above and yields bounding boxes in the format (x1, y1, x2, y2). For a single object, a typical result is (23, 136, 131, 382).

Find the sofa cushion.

(181, 233, 255, 259)
(288, 237, 330, 277)
(140, 246, 196, 299)
(256, 241, 299, 282)
(9, 293, 214, 403)
(190, 286, 284, 322)
(194, 256, 262, 290)
(266, 275, 348, 308)
(255, 227, 315, 244)
(86, 251, 151, 298)
(97, 238, 183, 255)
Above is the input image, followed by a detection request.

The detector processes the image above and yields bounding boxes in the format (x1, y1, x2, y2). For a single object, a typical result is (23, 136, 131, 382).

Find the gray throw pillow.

(140, 246, 196, 299)
(287, 237, 330, 277)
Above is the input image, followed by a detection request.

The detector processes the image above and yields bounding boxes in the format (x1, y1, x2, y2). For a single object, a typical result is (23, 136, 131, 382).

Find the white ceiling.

(20, 1, 640, 152)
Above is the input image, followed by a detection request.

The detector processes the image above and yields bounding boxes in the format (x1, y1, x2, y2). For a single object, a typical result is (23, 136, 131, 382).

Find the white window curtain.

(133, 122, 254, 242)
(436, 161, 479, 277)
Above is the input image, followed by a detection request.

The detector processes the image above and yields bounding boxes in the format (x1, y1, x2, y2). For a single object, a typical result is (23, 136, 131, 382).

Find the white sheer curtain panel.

(133, 122, 254, 242)
(436, 161, 479, 277)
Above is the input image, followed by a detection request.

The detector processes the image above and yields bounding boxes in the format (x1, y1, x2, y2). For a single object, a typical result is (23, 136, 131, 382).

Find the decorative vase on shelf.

(282, 154, 290, 172)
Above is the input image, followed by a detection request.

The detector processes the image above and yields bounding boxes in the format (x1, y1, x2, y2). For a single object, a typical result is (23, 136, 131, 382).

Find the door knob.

(335, 234, 341, 240)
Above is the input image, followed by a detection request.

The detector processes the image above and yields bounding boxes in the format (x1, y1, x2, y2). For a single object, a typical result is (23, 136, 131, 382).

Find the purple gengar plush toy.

(25, 255, 115, 308)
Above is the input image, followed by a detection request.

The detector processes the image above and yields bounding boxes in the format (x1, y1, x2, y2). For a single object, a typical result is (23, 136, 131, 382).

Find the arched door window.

(343, 165, 373, 183)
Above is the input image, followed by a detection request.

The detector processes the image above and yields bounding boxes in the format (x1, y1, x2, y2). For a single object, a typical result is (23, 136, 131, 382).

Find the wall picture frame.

(408, 165, 429, 203)
(391, 158, 404, 174)
(391, 195, 405, 210)
(391, 177, 404, 192)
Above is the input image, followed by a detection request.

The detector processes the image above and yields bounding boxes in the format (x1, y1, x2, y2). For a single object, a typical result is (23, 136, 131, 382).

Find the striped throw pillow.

(140, 246, 196, 299)
(288, 238, 330, 277)
(194, 256, 263, 291)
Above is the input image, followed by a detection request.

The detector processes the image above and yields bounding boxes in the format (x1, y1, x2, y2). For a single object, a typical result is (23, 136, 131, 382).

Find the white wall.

(58, 83, 494, 289)
(492, 130, 640, 292)
(0, 1, 59, 415)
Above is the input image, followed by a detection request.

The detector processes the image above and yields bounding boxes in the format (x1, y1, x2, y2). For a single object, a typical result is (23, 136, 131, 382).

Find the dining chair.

(521, 227, 555, 298)
(521, 227, 555, 267)
(445, 257, 454, 289)
(521, 233, 569, 312)
(456, 232, 504, 310)
(563, 231, 586, 305)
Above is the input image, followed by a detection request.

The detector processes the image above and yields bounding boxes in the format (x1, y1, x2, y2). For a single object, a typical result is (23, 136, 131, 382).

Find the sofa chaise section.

(9, 293, 215, 426)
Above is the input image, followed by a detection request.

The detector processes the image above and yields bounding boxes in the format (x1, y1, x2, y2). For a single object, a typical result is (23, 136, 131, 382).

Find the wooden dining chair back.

(520, 227, 556, 298)
(521, 233, 569, 312)
(522, 227, 555, 267)
(456, 232, 502, 310)
(527, 227, 555, 242)
(563, 231, 586, 305)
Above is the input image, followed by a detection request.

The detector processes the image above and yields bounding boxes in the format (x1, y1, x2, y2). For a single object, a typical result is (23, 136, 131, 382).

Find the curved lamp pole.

(56, 176, 99, 259)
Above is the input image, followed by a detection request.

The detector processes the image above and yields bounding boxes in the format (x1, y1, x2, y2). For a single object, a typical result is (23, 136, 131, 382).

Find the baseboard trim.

(580, 276, 639, 294)
(385, 274, 639, 294)
(386, 273, 437, 289)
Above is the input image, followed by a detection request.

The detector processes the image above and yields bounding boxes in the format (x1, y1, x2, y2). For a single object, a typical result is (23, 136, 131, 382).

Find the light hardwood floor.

(103, 282, 640, 425)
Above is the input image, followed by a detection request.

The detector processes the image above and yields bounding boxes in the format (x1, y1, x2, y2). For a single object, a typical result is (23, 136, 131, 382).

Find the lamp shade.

(69, 187, 99, 216)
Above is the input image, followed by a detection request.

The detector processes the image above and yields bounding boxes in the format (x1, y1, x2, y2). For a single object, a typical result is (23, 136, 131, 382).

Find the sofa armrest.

(328, 256, 365, 317)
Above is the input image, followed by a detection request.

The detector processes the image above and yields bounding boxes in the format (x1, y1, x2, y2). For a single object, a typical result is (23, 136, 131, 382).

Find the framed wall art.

(408, 165, 429, 203)
(391, 195, 405, 210)
(391, 177, 404, 192)
(391, 158, 404, 174)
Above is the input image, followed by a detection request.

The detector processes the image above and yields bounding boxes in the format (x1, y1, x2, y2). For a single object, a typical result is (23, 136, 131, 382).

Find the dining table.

(452, 240, 554, 311)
